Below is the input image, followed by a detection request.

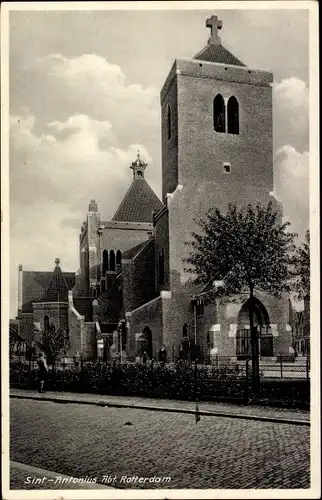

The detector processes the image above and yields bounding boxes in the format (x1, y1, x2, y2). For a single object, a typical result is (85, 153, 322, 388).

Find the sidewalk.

(10, 388, 310, 425)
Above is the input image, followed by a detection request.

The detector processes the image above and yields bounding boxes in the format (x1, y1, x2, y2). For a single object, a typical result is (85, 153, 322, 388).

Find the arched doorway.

(236, 298, 273, 359)
(140, 326, 152, 360)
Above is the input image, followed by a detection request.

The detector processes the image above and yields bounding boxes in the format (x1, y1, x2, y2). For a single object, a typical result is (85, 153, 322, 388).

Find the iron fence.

(10, 354, 310, 409)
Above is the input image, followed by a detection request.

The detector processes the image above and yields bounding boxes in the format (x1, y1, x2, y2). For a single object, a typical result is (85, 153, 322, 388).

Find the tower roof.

(112, 153, 162, 223)
(194, 15, 245, 67)
(38, 258, 69, 303)
(194, 44, 246, 67)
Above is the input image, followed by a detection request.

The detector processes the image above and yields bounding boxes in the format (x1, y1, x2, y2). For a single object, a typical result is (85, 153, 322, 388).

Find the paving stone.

(10, 398, 310, 489)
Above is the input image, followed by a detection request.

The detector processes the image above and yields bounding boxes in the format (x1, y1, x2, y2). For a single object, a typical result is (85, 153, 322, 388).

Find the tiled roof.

(112, 178, 162, 223)
(73, 297, 93, 321)
(38, 262, 69, 303)
(100, 323, 118, 334)
(22, 271, 75, 307)
(194, 43, 245, 67)
(122, 240, 151, 260)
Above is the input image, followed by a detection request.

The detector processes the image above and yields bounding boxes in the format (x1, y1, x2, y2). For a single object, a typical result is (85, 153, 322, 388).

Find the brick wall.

(82, 323, 97, 359)
(100, 224, 152, 255)
(33, 302, 69, 335)
(126, 297, 163, 359)
(161, 66, 178, 201)
(154, 207, 170, 294)
(123, 239, 156, 314)
(160, 58, 278, 285)
(68, 307, 83, 356)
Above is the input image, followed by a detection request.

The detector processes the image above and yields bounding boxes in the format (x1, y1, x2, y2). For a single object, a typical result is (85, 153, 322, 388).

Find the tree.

(292, 230, 310, 300)
(41, 324, 69, 367)
(184, 202, 297, 392)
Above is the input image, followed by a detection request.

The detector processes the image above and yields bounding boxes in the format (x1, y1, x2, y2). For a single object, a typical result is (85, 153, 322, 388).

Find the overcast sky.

(8, 6, 310, 317)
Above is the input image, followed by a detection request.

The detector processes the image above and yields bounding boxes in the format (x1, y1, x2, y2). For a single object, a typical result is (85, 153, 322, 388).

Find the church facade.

(16, 16, 293, 363)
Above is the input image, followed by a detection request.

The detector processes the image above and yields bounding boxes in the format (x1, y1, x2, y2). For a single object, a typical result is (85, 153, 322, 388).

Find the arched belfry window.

(213, 94, 225, 133)
(109, 250, 116, 271)
(167, 104, 172, 141)
(227, 96, 239, 135)
(103, 250, 109, 274)
(116, 250, 122, 270)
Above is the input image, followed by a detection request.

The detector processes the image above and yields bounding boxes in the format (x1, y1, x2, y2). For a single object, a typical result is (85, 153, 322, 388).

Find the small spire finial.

(55, 258, 60, 266)
(130, 150, 148, 179)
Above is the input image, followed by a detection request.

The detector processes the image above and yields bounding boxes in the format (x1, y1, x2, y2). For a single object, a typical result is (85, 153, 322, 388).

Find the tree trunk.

(249, 291, 260, 393)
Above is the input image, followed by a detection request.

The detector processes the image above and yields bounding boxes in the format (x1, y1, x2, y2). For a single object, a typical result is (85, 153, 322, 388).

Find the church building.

(16, 15, 293, 363)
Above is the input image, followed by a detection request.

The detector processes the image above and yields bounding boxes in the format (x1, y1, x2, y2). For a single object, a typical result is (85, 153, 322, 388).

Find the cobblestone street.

(10, 398, 310, 489)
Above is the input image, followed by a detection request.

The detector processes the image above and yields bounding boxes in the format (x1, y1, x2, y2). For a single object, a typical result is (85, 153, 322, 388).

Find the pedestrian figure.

(158, 345, 167, 364)
(37, 352, 48, 393)
(142, 350, 148, 365)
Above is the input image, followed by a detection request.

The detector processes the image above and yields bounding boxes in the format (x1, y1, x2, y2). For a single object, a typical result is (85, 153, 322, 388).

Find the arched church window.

(103, 250, 109, 274)
(116, 250, 122, 270)
(227, 96, 239, 134)
(109, 250, 116, 271)
(213, 94, 225, 133)
(182, 323, 188, 337)
(167, 105, 172, 141)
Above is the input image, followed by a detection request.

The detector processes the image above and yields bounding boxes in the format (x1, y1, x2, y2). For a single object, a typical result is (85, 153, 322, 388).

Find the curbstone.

(10, 393, 310, 426)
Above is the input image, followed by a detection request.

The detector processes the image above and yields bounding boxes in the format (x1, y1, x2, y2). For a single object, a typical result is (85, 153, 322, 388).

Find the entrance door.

(260, 335, 273, 357)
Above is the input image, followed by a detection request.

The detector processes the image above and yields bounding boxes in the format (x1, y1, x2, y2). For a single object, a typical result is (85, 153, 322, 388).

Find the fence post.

(216, 353, 219, 370)
(194, 359, 198, 401)
(172, 345, 175, 362)
(306, 354, 309, 381)
(279, 353, 283, 379)
(244, 358, 249, 405)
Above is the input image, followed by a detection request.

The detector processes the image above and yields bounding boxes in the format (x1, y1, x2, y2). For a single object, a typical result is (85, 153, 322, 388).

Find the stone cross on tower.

(206, 15, 222, 45)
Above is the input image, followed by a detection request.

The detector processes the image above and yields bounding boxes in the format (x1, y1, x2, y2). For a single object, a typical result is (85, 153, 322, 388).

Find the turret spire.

(130, 150, 147, 179)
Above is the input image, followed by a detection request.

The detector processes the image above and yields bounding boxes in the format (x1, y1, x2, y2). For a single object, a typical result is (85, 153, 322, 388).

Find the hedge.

(9, 360, 309, 409)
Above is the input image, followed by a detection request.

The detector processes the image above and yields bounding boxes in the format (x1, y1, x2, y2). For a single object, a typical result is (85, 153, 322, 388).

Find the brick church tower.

(127, 15, 292, 361)
(159, 14, 281, 286)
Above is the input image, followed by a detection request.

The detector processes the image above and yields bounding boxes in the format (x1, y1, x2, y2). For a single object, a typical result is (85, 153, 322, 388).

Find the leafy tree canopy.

(184, 202, 297, 300)
(292, 230, 310, 301)
(41, 323, 69, 366)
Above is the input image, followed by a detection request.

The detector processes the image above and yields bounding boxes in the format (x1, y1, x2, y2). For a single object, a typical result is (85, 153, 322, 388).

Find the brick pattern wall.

(161, 74, 178, 201)
(122, 239, 156, 314)
(154, 208, 170, 295)
(127, 297, 163, 359)
(82, 323, 97, 359)
(100, 226, 151, 255)
(33, 303, 69, 335)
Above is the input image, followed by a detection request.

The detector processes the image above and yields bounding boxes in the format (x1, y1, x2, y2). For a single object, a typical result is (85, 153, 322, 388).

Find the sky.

(8, 6, 310, 318)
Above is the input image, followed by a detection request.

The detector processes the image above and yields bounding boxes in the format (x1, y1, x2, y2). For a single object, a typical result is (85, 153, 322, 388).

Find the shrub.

(9, 359, 309, 409)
